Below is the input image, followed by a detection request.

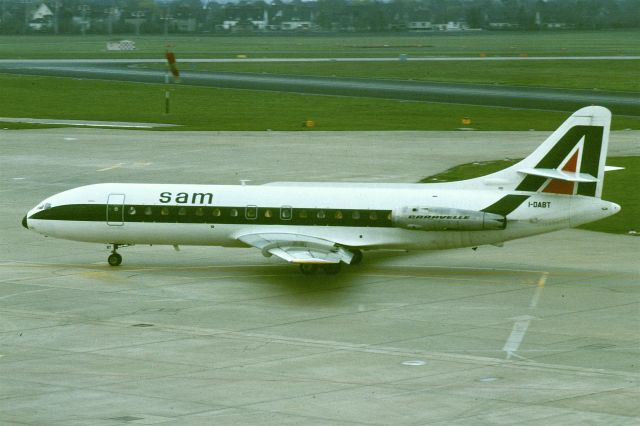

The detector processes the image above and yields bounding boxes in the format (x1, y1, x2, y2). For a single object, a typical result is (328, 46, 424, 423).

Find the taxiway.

(1, 59, 638, 116)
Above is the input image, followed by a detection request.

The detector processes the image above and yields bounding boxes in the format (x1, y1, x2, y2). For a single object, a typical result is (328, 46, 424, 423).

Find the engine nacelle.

(392, 206, 506, 231)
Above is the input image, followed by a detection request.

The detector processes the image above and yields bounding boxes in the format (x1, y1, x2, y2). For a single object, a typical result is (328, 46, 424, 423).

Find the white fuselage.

(25, 182, 619, 251)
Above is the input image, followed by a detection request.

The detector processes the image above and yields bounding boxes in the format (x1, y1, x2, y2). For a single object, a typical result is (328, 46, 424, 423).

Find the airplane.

(22, 106, 621, 274)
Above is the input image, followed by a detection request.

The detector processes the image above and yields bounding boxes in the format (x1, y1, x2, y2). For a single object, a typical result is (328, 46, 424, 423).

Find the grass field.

(421, 156, 639, 235)
(171, 59, 640, 92)
(2, 74, 640, 131)
(1, 30, 640, 59)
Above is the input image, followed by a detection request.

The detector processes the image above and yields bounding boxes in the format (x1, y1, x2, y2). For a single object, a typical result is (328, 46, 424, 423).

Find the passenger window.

(317, 210, 326, 219)
(230, 208, 238, 217)
(280, 206, 292, 220)
(264, 209, 273, 218)
(161, 207, 170, 216)
(212, 208, 221, 217)
(246, 206, 258, 220)
(369, 212, 378, 221)
(299, 209, 308, 219)
(144, 207, 153, 216)
(128, 206, 137, 215)
(195, 208, 204, 217)
(178, 207, 187, 216)
(334, 211, 343, 220)
(352, 211, 360, 220)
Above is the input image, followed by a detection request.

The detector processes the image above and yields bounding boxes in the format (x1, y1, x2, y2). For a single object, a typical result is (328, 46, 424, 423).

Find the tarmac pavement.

(0, 128, 638, 425)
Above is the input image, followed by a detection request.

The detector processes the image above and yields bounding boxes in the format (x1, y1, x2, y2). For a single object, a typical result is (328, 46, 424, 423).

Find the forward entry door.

(107, 193, 125, 226)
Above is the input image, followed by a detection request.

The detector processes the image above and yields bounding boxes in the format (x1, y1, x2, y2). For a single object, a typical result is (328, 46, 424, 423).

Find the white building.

(29, 3, 53, 31)
(408, 21, 432, 31)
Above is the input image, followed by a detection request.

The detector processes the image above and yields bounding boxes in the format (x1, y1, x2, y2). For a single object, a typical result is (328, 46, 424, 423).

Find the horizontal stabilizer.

(518, 168, 598, 183)
(605, 166, 624, 172)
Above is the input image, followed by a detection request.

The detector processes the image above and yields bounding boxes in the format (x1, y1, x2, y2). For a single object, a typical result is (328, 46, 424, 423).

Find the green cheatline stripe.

(30, 204, 394, 228)
(481, 195, 530, 216)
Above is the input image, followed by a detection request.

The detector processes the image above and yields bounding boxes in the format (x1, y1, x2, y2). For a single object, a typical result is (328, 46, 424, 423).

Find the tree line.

(1, 0, 638, 35)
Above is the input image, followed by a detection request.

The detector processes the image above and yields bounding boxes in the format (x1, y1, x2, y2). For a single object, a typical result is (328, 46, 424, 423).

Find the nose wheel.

(107, 245, 123, 266)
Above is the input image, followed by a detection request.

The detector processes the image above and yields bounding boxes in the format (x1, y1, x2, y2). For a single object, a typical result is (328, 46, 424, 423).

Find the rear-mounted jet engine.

(393, 207, 507, 231)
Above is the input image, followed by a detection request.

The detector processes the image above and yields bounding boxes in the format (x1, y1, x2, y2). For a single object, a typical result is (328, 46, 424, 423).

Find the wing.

(237, 232, 355, 264)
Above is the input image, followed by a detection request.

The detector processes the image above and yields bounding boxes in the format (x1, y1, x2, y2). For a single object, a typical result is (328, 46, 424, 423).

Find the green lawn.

(2, 74, 639, 131)
(420, 156, 639, 235)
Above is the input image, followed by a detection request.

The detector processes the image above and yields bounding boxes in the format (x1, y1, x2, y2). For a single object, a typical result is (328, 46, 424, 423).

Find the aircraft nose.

(611, 202, 621, 214)
(22, 215, 28, 229)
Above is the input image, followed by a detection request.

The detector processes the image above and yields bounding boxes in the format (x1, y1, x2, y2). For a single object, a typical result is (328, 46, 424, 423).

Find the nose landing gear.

(107, 244, 123, 266)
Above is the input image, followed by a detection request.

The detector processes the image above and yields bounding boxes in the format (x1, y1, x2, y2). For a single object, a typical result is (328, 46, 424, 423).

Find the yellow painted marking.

(529, 271, 548, 308)
(79, 271, 123, 283)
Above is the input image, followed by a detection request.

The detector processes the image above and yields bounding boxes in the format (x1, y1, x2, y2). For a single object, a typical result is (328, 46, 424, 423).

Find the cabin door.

(107, 193, 125, 226)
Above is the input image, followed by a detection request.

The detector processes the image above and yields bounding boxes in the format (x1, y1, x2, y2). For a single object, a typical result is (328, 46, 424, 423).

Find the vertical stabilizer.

(480, 106, 611, 198)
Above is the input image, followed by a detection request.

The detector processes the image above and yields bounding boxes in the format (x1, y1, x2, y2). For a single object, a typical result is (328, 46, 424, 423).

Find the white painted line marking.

(97, 163, 126, 172)
(503, 272, 548, 360)
(402, 360, 427, 366)
(503, 315, 536, 360)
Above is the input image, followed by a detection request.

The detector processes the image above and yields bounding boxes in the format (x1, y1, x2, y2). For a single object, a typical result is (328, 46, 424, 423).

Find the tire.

(323, 263, 341, 275)
(108, 253, 122, 266)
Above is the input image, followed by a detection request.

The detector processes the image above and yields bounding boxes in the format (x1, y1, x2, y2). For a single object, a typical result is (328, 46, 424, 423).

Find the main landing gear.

(298, 249, 363, 275)
(107, 244, 123, 266)
(299, 263, 341, 275)
(350, 249, 363, 265)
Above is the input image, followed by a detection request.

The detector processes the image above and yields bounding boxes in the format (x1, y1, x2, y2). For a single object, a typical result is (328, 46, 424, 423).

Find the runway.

(1, 128, 638, 424)
(1, 59, 638, 116)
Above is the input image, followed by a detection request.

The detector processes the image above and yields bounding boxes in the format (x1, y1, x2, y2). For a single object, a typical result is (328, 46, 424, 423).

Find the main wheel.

(108, 252, 122, 267)
(323, 263, 342, 275)
(299, 264, 318, 275)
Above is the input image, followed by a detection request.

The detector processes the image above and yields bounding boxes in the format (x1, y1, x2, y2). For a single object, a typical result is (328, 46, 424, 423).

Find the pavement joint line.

(361, 273, 522, 283)
(2, 309, 638, 380)
(218, 330, 640, 379)
(0, 287, 57, 301)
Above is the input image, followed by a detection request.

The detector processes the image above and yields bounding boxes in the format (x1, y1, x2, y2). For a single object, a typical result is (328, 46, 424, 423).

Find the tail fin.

(482, 106, 611, 198)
